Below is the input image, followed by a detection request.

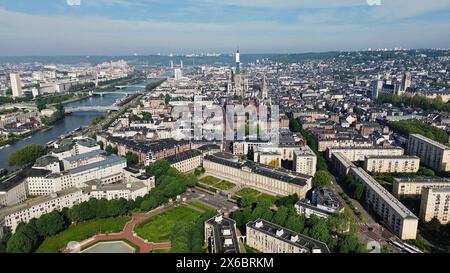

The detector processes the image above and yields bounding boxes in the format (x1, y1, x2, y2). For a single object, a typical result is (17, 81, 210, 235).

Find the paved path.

(65, 207, 171, 253)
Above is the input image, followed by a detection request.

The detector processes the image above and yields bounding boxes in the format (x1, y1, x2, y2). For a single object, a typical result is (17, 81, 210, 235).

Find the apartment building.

(326, 146, 404, 162)
(330, 152, 355, 177)
(419, 187, 450, 224)
(364, 155, 420, 173)
(407, 134, 450, 172)
(293, 145, 317, 176)
(165, 149, 203, 173)
(350, 167, 418, 240)
(203, 152, 312, 198)
(392, 178, 450, 200)
(246, 219, 330, 253)
(204, 214, 240, 253)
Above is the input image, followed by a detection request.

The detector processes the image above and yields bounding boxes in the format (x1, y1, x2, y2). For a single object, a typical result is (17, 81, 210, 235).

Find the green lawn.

(187, 201, 216, 212)
(199, 176, 221, 186)
(134, 206, 203, 243)
(215, 180, 236, 190)
(36, 216, 130, 253)
(199, 176, 236, 191)
(235, 187, 260, 197)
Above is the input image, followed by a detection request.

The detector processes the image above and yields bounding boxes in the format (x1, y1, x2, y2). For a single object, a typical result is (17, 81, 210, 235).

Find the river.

(0, 80, 156, 170)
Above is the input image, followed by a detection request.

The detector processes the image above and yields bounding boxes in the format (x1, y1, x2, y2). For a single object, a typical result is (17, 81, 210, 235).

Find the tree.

(170, 222, 192, 253)
(97, 141, 104, 150)
(8, 144, 46, 167)
(240, 195, 257, 208)
(272, 206, 289, 226)
(339, 235, 365, 253)
(105, 144, 113, 154)
(69, 202, 95, 223)
(126, 152, 139, 165)
(6, 231, 35, 253)
(165, 94, 171, 105)
(145, 160, 171, 181)
(313, 171, 332, 187)
(275, 194, 299, 207)
(308, 216, 330, 243)
(285, 215, 305, 233)
(36, 211, 66, 237)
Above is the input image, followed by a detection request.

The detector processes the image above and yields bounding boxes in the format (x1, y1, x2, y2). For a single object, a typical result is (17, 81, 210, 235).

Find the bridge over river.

(64, 106, 119, 113)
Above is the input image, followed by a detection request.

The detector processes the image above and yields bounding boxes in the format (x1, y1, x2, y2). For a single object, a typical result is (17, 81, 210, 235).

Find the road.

(327, 170, 402, 253)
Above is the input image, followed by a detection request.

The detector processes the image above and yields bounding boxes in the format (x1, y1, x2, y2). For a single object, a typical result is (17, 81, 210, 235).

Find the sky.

(0, 0, 449, 56)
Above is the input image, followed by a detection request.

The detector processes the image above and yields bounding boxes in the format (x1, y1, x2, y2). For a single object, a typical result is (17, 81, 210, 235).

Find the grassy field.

(199, 176, 221, 186)
(199, 176, 236, 191)
(36, 216, 130, 253)
(235, 187, 260, 197)
(134, 206, 203, 243)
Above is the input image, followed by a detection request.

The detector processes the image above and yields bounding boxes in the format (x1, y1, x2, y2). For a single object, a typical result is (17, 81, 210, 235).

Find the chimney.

(290, 235, 299, 243)
(255, 221, 263, 228)
(276, 229, 284, 237)
(215, 215, 223, 223)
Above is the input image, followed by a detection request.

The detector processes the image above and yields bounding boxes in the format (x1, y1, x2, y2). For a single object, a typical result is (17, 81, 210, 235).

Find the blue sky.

(0, 0, 449, 55)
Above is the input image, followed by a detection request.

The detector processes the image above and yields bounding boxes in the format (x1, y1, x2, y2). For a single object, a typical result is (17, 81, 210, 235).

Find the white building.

(10, 73, 23, 98)
(246, 219, 330, 253)
(0, 179, 153, 232)
(293, 146, 317, 176)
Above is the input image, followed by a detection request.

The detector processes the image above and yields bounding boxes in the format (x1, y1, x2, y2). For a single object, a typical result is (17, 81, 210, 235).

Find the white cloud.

(67, 0, 81, 6)
(0, 6, 448, 55)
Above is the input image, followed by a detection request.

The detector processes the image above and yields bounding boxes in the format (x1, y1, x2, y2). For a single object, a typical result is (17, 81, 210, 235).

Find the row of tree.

(232, 193, 366, 253)
(389, 119, 449, 144)
(377, 94, 450, 113)
(4, 197, 136, 253)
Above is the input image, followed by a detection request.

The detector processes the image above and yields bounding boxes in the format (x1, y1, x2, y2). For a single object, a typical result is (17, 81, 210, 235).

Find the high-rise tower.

(235, 48, 240, 74)
(10, 73, 23, 98)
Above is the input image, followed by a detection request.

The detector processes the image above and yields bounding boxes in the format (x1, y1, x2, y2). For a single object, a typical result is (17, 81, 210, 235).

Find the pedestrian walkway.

(64, 207, 171, 253)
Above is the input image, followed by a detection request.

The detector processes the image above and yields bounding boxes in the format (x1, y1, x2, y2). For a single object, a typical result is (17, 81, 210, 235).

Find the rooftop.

(205, 214, 240, 253)
(67, 155, 126, 175)
(247, 219, 330, 253)
(410, 134, 450, 150)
